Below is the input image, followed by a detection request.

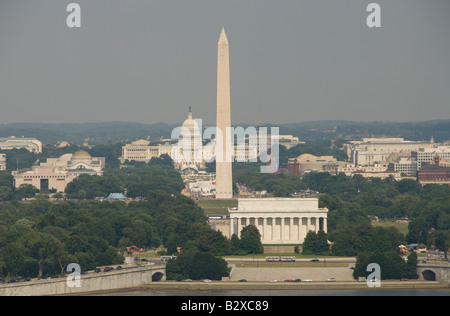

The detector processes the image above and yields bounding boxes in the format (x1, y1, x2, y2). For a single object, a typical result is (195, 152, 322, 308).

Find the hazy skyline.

(0, 0, 449, 126)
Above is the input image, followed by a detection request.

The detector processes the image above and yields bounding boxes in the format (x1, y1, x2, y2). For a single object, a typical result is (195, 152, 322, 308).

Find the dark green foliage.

(302, 230, 329, 255)
(239, 225, 264, 254)
(166, 250, 230, 281)
(353, 251, 418, 280)
(234, 166, 450, 258)
(330, 223, 405, 257)
(0, 187, 207, 279)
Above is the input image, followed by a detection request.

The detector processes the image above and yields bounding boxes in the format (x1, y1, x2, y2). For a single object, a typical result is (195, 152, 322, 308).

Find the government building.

(209, 198, 328, 245)
(0, 136, 42, 153)
(12, 150, 105, 192)
(121, 108, 300, 174)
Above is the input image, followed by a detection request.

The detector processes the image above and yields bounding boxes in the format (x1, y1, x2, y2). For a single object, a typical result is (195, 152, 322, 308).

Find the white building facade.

(412, 146, 450, 169)
(228, 198, 328, 245)
(344, 137, 435, 166)
(13, 150, 105, 192)
(0, 137, 42, 153)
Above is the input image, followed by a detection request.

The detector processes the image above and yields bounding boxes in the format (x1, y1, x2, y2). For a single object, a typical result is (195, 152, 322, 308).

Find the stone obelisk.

(215, 27, 233, 199)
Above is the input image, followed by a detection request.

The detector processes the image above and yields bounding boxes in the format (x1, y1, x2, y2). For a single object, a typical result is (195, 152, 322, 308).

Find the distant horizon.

(1, 117, 450, 127)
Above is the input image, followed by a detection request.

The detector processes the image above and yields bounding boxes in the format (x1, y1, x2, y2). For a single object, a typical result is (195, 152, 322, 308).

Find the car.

(326, 278, 336, 282)
(201, 279, 212, 283)
(116, 266, 123, 270)
(270, 280, 277, 283)
(94, 268, 101, 273)
(238, 279, 247, 282)
(103, 267, 113, 272)
(294, 279, 301, 282)
(182, 279, 192, 282)
(310, 259, 319, 262)
(304, 279, 312, 282)
(400, 278, 408, 281)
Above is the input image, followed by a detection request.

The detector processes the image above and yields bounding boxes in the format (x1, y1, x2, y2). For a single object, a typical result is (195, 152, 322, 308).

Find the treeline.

(236, 167, 450, 279)
(65, 157, 183, 199)
(0, 190, 205, 279)
(164, 224, 263, 280)
(302, 224, 419, 280)
(0, 154, 184, 201)
(235, 167, 450, 247)
(2, 119, 449, 144)
(0, 194, 267, 280)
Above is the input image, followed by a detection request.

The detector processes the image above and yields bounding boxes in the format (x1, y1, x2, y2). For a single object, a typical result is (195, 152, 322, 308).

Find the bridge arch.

(152, 271, 164, 281)
(421, 269, 436, 281)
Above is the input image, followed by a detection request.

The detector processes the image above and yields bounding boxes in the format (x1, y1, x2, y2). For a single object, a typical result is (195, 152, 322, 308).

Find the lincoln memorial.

(210, 198, 328, 245)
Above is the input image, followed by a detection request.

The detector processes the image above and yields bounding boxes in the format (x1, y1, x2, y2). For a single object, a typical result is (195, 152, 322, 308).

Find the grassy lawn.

(371, 221, 409, 236)
(197, 199, 238, 216)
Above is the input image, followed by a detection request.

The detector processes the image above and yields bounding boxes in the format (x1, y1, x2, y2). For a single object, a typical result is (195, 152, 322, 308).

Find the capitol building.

(121, 108, 300, 173)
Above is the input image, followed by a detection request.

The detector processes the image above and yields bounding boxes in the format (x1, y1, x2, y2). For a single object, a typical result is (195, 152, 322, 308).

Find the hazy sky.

(0, 0, 449, 125)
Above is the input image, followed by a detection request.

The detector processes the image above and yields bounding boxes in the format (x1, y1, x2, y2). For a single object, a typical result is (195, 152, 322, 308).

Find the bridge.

(0, 264, 166, 296)
(417, 263, 450, 284)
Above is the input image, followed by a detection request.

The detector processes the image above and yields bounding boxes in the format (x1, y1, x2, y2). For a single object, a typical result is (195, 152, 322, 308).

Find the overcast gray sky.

(0, 0, 449, 125)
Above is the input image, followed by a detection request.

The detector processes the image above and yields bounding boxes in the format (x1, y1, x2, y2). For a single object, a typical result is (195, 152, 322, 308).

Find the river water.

(99, 288, 450, 296)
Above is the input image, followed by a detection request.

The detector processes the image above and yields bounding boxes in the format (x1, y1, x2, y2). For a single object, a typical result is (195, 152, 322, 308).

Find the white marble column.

(289, 217, 293, 242)
(237, 217, 242, 238)
(263, 217, 268, 242)
(258, 217, 264, 241)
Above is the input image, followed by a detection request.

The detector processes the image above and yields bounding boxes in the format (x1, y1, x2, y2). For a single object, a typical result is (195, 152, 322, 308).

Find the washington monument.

(215, 27, 233, 199)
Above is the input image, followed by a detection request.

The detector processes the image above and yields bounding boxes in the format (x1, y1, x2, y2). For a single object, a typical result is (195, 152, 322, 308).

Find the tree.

(19, 232, 63, 277)
(15, 184, 39, 200)
(1, 242, 26, 278)
(166, 250, 230, 280)
(404, 251, 418, 279)
(430, 230, 450, 259)
(239, 225, 263, 254)
(302, 230, 329, 254)
(406, 218, 429, 244)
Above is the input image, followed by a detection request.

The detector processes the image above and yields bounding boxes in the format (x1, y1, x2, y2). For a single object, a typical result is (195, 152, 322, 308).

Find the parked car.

(238, 279, 247, 282)
(326, 278, 336, 282)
